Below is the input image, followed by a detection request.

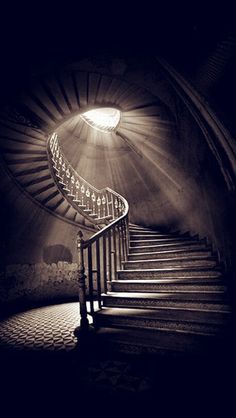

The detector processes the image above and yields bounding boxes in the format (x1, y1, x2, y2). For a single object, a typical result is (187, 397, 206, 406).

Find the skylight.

(80, 108, 121, 133)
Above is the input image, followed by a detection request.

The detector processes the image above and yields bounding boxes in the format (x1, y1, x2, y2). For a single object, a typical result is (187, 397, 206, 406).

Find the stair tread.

(129, 243, 208, 249)
(104, 291, 228, 299)
(117, 267, 221, 273)
(96, 326, 224, 345)
(128, 250, 211, 256)
(124, 257, 216, 263)
(95, 306, 231, 319)
(112, 278, 223, 284)
(130, 239, 199, 243)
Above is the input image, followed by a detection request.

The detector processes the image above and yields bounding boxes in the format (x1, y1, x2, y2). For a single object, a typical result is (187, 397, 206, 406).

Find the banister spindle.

(118, 224, 122, 269)
(112, 226, 117, 279)
(102, 234, 107, 293)
(96, 240, 102, 309)
(108, 229, 112, 282)
(121, 220, 126, 261)
(76, 231, 89, 333)
(87, 245, 94, 316)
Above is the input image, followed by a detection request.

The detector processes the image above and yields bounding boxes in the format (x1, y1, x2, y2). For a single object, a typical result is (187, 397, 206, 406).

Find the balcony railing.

(47, 132, 129, 334)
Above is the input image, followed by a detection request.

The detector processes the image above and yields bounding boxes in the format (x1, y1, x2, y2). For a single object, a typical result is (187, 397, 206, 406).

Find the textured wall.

(0, 262, 78, 307)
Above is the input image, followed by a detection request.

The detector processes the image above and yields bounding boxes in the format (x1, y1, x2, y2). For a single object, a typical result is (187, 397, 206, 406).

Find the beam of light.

(80, 108, 121, 133)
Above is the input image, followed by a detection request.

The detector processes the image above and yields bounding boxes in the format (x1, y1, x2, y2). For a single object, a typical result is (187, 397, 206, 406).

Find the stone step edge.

(107, 279, 226, 293)
(128, 250, 213, 257)
(117, 267, 221, 273)
(123, 257, 217, 264)
(103, 291, 228, 298)
(95, 326, 224, 344)
(101, 296, 231, 313)
(94, 315, 222, 337)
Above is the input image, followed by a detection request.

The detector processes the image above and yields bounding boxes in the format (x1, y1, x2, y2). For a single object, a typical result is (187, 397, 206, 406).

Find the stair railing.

(47, 132, 125, 225)
(47, 132, 129, 334)
(76, 204, 129, 334)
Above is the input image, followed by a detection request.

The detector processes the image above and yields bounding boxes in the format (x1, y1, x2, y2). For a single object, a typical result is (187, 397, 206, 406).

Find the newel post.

(76, 230, 89, 334)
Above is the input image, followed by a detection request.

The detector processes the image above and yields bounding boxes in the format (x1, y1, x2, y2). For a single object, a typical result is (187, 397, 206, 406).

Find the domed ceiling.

(0, 57, 201, 228)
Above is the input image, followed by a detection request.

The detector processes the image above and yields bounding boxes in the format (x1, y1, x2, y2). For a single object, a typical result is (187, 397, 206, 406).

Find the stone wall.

(0, 261, 101, 312)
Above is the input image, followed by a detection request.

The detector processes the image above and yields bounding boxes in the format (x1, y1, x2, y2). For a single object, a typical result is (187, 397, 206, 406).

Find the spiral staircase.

(0, 69, 169, 228)
(0, 66, 233, 357)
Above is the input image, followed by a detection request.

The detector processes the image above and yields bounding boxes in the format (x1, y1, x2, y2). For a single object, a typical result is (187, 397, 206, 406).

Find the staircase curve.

(0, 65, 233, 357)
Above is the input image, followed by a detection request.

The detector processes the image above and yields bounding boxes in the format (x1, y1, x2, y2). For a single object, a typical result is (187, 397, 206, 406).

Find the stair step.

(94, 307, 230, 335)
(128, 250, 213, 260)
(129, 230, 190, 238)
(95, 326, 225, 356)
(129, 243, 209, 252)
(130, 238, 204, 247)
(102, 292, 229, 311)
(129, 229, 170, 236)
(117, 268, 222, 280)
(110, 280, 227, 293)
(128, 225, 161, 232)
(123, 258, 217, 269)
(130, 234, 196, 242)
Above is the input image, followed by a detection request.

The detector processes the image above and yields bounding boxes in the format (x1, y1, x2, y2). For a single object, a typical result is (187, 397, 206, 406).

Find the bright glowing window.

(80, 108, 121, 132)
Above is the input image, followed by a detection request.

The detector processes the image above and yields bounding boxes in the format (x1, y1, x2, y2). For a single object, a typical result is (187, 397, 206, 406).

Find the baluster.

(97, 196, 101, 219)
(96, 239, 102, 309)
(106, 191, 110, 217)
(114, 198, 119, 218)
(86, 188, 91, 209)
(125, 216, 130, 257)
(75, 180, 80, 202)
(112, 226, 117, 278)
(102, 234, 107, 293)
(102, 195, 106, 217)
(66, 168, 70, 189)
(76, 231, 89, 333)
(70, 175, 75, 195)
(108, 229, 112, 282)
(81, 184, 85, 205)
(87, 245, 94, 316)
(62, 162, 66, 183)
(117, 223, 122, 269)
(121, 219, 126, 261)
(92, 192, 96, 214)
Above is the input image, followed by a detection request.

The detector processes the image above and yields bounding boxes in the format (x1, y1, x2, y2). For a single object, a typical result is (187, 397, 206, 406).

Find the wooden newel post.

(76, 230, 89, 333)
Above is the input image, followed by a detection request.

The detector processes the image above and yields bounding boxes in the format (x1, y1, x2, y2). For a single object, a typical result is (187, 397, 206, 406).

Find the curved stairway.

(0, 67, 170, 229)
(94, 224, 231, 356)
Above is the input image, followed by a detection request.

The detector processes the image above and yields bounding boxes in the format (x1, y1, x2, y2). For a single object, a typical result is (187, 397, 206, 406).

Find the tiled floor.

(0, 302, 233, 415)
(0, 302, 81, 351)
(0, 302, 151, 397)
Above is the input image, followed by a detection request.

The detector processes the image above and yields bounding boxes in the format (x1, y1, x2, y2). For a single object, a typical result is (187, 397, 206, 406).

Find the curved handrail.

(82, 189, 129, 249)
(47, 131, 130, 334)
(47, 132, 126, 225)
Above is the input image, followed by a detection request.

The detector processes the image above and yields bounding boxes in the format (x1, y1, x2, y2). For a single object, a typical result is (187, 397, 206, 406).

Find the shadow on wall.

(43, 245, 73, 264)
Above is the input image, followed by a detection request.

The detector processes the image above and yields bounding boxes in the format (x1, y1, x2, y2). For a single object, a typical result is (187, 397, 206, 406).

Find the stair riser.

(111, 282, 226, 293)
(129, 244, 207, 252)
(124, 259, 217, 269)
(130, 239, 200, 247)
(128, 251, 212, 261)
(94, 316, 225, 335)
(129, 230, 176, 237)
(103, 298, 229, 311)
(96, 328, 221, 356)
(117, 270, 222, 280)
(130, 235, 194, 241)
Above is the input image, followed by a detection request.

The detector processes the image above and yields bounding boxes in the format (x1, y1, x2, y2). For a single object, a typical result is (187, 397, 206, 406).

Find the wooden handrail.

(46, 132, 129, 335)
